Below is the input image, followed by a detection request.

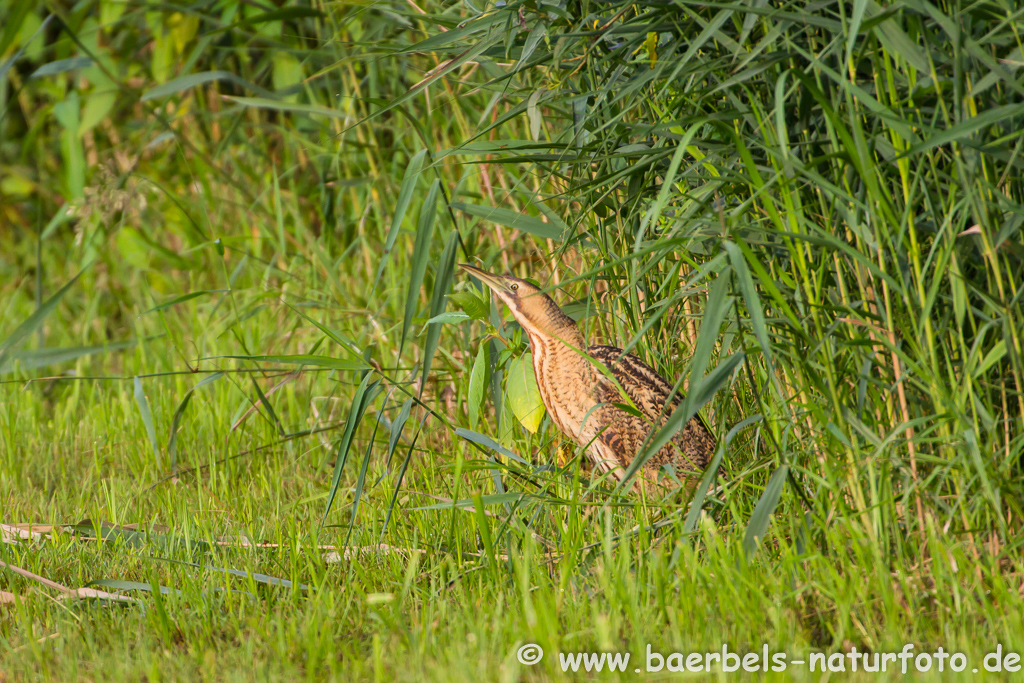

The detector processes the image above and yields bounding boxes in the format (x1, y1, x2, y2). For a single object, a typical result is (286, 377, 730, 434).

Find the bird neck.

(524, 315, 592, 439)
(523, 318, 586, 358)
(515, 294, 584, 344)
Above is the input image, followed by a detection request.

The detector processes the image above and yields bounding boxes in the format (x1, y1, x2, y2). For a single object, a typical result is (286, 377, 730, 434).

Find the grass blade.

(216, 355, 367, 371)
(418, 229, 459, 396)
(685, 415, 764, 533)
(0, 267, 86, 368)
(380, 417, 425, 541)
(322, 374, 382, 527)
(617, 269, 734, 487)
(743, 464, 789, 560)
(467, 343, 490, 430)
(372, 149, 428, 296)
(0, 339, 137, 375)
(250, 375, 284, 436)
(724, 241, 773, 371)
(455, 428, 529, 466)
(141, 290, 228, 316)
(451, 202, 564, 241)
(381, 397, 414, 479)
(167, 373, 224, 473)
(134, 376, 160, 468)
(345, 392, 390, 546)
(401, 178, 439, 354)
(141, 71, 274, 101)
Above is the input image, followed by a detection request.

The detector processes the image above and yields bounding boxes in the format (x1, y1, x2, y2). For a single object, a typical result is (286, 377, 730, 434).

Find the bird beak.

(458, 263, 506, 293)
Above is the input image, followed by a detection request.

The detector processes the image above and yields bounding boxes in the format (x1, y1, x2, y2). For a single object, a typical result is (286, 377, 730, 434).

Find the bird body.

(460, 264, 715, 488)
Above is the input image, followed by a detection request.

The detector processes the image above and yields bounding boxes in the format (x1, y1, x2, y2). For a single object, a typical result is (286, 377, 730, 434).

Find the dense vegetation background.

(2, 0, 1023, 679)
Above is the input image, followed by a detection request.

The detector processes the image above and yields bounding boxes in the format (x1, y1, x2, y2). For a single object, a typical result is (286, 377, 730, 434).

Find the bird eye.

(509, 283, 519, 291)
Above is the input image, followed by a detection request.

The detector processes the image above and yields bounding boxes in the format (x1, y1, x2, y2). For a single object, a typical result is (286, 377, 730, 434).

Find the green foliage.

(1, 0, 1023, 678)
(443, 0, 1024, 549)
(466, 342, 490, 430)
(505, 351, 545, 434)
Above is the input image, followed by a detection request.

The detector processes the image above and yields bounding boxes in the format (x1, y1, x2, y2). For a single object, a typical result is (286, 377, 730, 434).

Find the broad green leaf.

(965, 429, 1003, 532)
(845, 0, 869, 65)
(399, 13, 505, 54)
(525, 194, 571, 239)
(678, 9, 733, 65)
(250, 376, 284, 435)
(868, 2, 930, 73)
(163, 558, 308, 591)
(687, 352, 745, 409)
(426, 311, 469, 325)
(974, 340, 1007, 379)
(286, 307, 362, 358)
(950, 258, 966, 328)
(79, 91, 116, 133)
(527, 91, 542, 140)
(380, 416, 426, 540)
(87, 580, 175, 595)
(53, 92, 84, 198)
(516, 20, 547, 71)
(0, 1, 34, 57)
(69, 521, 148, 548)
(902, 102, 1024, 158)
(505, 353, 545, 433)
(354, 34, 501, 131)
(635, 124, 703, 247)
(447, 290, 489, 320)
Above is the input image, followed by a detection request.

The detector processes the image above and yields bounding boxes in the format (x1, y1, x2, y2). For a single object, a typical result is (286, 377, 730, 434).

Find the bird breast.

(527, 335, 600, 443)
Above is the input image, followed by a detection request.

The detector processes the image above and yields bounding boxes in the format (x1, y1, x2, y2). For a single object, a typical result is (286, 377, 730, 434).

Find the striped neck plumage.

(511, 293, 586, 351)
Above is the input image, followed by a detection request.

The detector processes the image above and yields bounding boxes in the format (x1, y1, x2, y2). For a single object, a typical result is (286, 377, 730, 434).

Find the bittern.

(460, 264, 715, 488)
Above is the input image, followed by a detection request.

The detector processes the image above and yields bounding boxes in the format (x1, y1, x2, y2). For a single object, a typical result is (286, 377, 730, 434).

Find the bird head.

(459, 264, 581, 343)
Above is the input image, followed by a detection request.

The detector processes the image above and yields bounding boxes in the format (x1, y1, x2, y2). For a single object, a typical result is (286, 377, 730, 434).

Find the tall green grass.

(422, 0, 1024, 546)
(1, 0, 1022, 679)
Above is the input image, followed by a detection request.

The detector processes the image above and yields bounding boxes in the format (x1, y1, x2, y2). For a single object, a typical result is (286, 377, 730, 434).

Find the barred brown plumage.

(460, 264, 716, 489)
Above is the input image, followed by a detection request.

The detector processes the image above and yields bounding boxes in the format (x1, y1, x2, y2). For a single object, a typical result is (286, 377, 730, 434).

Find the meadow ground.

(2, 1, 1024, 680)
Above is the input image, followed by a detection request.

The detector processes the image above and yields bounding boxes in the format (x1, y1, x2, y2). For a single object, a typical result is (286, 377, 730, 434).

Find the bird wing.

(587, 345, 716, 472)
(586, 345, 683, 423)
